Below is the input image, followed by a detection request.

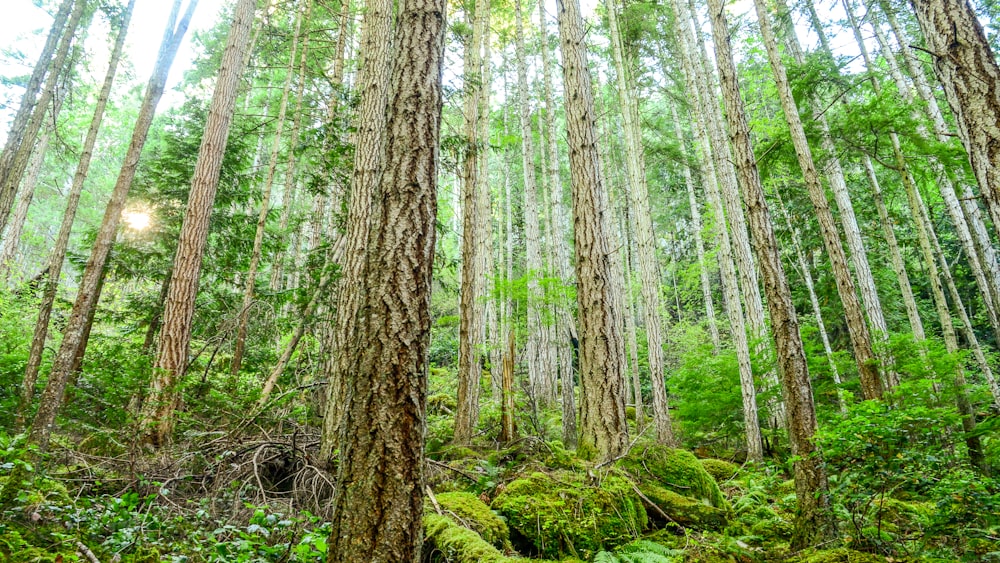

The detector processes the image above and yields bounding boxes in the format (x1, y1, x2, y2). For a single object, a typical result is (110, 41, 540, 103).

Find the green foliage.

(593, 539, 683, 563)
(698, 459, 739, 483)
(491, 471, 647, 559)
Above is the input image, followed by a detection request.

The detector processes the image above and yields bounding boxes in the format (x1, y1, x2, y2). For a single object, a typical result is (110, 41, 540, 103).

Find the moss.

(435, 492, 509, 547)
(786, 547, 887, 563)
(0, 529, 79, 563)
(491, 471, 646, 560)
(748, 515, 793, 541)
(436, 446, 480, 462)
(424, 513, 509, 562)
(871, 497, 933, 534)
(542, 441, 584, 471)
(699, 459, 739, 483)
(776, 479, 796, 495)
(639, 482, 730, 530)
(619, 445, 729, 510)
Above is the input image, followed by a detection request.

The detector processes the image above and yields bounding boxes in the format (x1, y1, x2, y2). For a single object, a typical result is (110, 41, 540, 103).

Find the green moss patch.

(435, 492, 509, 547)
(491, 471, 646, 560)
(699, 459, 740, 483)
(618, 445, 728, 510)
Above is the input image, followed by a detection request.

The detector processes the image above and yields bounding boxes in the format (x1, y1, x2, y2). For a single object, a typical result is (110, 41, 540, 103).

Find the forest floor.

(2, 416, 995, 563)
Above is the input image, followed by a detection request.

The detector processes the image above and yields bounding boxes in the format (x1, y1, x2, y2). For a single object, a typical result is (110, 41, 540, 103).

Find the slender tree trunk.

(907, 0, 1000, 241)
(232, 3, 303, 375)
(776, 0, 894, 387)
(775, 189, 846, 414)
(455, 0, 491, 443)
(319, 0, 395, 464)
(0, 0, 87, 236)
(0, 126, 53, 283)
(17, 0, 135, 427)
(670, 0, 763, 461)
(0, 0, 73, 230)
(24, 0, 197, 454)
(500, 328, 517, 442)
(706, 0, 833, 546)
(325, 0, 445, 555)
(605, 0, 673, 444)
(556, 0, 628, 461)
(538, 0, 577, 448)
(752, 0, 883, 400)
(145, 0, 255, 447)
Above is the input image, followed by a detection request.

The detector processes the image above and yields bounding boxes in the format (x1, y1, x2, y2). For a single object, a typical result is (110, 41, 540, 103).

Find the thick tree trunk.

(24, 0, 197, 454)
(232, 4, 303, 376)
(17, 0, 134, 427)
(670, 0, 763, 461)
(324, 0, 445, 555)
(705, 0, 833, 547)
(753, 0, 883, 401)
(454, 0, 491, 443)
(0, 0, 86, 236)
(556, 0, 628, 461)
(319, 0, 395, 465)
(145, 0, 255, 447)
(907, 0, 1000, 242)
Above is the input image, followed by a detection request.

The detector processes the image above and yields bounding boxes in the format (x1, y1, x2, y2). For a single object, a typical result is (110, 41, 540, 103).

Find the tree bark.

(556, 0, 628, 461)
(670, 0, 763, 461)
(145, 0, 255, 447)
(907, 0, 1000, 242)
(25, 0, 197, 454)
(319, 0, 395, 465)
(325, 0, 445, 555)
(0, 125, 53, 284)
(705, 0, 833, 547)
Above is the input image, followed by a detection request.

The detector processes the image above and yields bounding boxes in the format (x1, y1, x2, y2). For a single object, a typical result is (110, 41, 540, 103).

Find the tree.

(325, 0, 446, 556)
(17, 0, 135, 427)
(144, 0, 256, 447)
(908, 0, 1000, 242)
(556, 0, 628, 461)
(23, 0, 198, 454)
(704, 0, 834, 547)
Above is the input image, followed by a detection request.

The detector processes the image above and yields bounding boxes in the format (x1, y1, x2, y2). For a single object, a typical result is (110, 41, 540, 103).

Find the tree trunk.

(907, 0, 1000, 242)
(0, 0, 74, 231)
(319, 0, 395, 465)
(0, 0, 87, 236)
(537, 0, 577, 449)
(0, 125, 53, 283)
(455, 0, 491, 444)
(556, 0, 628, 461)
(325, 0, 445, 555)
(25, 0, 197, 454)
(752, 0, 884, 401)
(145, 0, 255, 447)
(670, 0, 763, 461)
(605, 0, 673, 445)
(232, 3, 303, 376)
(17, 0, 135, 427)
(705, 0, 834, 547)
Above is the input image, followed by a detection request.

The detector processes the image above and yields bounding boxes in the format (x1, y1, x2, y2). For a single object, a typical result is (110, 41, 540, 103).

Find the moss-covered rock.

(0, 529, 79, 563)
(491, 471, 646, 559)
(785, 547, 887, 563)
(639, 482, 731, 530)
(619, 445, 729, 510)
(435, 492, 509, 547)
(699, 459, 740, 483)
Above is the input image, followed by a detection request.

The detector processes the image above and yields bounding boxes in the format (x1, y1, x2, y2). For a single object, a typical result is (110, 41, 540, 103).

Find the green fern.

(592, 539, 683, 563)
